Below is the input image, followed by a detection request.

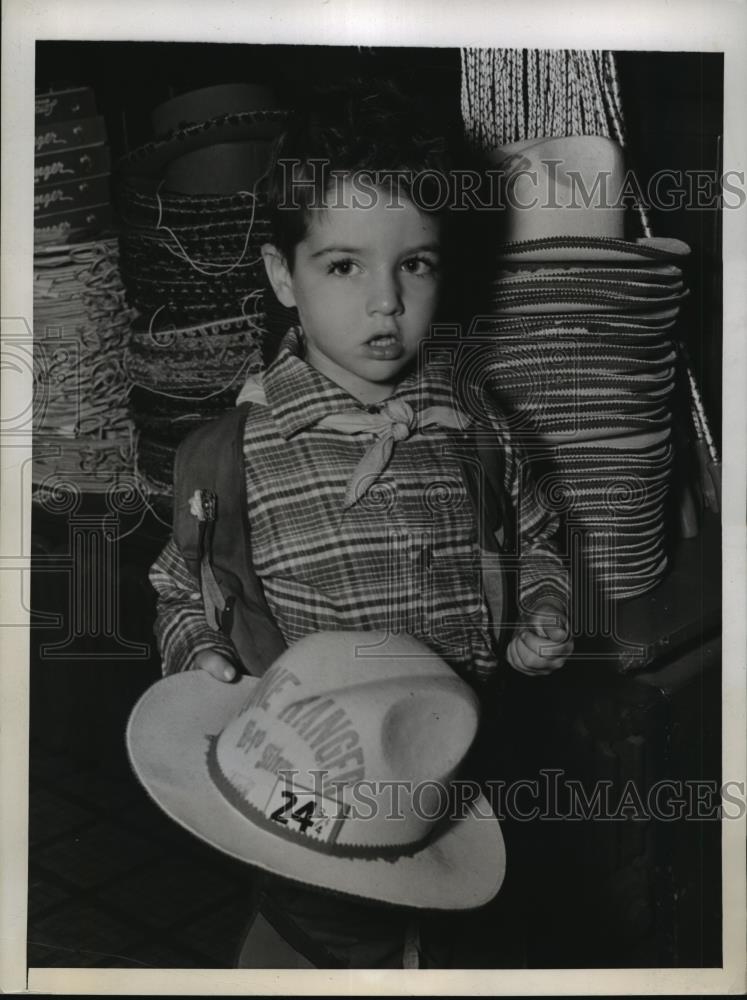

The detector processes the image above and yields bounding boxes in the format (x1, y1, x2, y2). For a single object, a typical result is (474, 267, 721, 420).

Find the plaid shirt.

(150, 328, 569, 680)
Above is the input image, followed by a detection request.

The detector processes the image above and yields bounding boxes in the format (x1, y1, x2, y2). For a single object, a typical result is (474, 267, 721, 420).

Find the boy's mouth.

(367, 333, 399, 347)
(364, 331, 404, 360)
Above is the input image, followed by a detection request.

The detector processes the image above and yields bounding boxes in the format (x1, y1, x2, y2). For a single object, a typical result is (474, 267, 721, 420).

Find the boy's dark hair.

(266, 78, 462, 268)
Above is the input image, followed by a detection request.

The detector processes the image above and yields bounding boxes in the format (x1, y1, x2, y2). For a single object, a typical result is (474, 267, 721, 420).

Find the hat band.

(206, 737, 438, 862)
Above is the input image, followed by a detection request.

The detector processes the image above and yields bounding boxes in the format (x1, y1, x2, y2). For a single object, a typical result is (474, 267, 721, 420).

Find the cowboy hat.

(118, 83, 286, 190)
(126, 630, 506, 911)
(495, 234, 691, 262)
(115, 86, 280, 320)
(489, 135, 627, 241)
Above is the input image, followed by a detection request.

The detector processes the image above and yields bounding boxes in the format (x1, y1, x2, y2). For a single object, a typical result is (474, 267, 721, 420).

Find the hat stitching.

(120, 109, 288, 170)
(496, 235, 690, 259)
(205, 736, 433, 863)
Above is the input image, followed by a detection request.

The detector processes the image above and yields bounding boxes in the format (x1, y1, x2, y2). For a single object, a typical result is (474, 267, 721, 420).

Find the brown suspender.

(172, 404, 512, 676)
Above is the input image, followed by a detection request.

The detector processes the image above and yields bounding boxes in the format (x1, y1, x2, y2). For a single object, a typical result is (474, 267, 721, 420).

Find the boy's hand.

(507, 603, 574, 676)
(193, 649, 238, 683)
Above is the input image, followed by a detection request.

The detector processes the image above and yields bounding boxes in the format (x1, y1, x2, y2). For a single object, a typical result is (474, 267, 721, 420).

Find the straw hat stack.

(117, 85, 286, 514)
(32, 87, 139, 496)
(33, 238, 137, 495)
(482, 137, 689, 600)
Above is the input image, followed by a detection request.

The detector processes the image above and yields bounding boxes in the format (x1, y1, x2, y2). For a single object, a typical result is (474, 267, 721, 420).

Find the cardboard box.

(35, 144, 111, 187)
(34, 203, 113, 245)
(35, 86, 97, 123)
(35, 116, 107, 157)
(35, 174, 112, 217)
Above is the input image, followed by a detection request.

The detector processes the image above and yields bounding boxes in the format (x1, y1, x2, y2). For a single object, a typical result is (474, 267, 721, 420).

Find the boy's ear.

(261, 244, 296, 309)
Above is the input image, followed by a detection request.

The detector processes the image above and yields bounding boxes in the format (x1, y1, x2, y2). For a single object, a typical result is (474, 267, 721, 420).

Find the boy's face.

(263, 176, 442, 403)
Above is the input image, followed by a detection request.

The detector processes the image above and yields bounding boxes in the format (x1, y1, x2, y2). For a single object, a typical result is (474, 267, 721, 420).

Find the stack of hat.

(125, 310, 264, 498)
(33, 238, 137, 493)
(481, 137, 689, 600)
(116, 85, 286, 513)
(33, 87, 137, 495)
(34, 85, 113, 244)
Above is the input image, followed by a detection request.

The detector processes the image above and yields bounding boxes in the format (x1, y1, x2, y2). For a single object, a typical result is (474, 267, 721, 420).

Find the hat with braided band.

(127, 630, 505, 909)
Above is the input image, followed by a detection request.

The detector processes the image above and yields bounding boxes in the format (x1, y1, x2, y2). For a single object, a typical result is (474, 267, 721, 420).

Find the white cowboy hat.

(488, 135, 626, 240)
(126, 631, 505, 911)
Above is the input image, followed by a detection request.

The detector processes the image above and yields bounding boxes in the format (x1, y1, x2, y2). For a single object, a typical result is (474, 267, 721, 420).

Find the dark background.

(30, 42, 723, 970)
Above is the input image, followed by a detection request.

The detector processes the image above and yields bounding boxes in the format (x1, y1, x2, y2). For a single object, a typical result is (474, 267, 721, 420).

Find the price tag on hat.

(264, 777, 348, 845)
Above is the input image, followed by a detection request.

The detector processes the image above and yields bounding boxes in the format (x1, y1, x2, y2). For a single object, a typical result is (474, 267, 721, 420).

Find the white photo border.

(2, 0, 745, 994)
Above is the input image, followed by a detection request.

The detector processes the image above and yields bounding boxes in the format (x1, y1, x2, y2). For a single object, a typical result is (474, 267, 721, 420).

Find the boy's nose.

(366, 270, 403, 316)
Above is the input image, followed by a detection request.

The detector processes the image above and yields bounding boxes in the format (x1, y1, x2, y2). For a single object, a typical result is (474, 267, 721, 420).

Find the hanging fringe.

(459, 46, 654, 238)
(460, 48, 614, 148)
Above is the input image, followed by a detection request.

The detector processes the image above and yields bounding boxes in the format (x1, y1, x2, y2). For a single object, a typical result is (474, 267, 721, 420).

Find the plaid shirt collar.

(262, 326, 447, 439)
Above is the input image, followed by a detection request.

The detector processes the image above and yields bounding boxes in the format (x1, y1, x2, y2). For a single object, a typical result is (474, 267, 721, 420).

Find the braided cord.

(460, 46, 628, 148)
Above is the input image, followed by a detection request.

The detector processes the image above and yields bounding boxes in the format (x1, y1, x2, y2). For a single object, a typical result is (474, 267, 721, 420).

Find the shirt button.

(189, 591, 202, 601)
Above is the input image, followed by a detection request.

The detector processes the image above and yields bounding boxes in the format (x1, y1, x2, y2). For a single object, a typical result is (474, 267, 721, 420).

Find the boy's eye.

(327, 258, 360, 276)
(401, 255, 439, 276)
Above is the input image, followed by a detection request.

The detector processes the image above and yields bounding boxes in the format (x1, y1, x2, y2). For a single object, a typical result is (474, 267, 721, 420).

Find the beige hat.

(126, 631, 505, 910)
(489, 134, 626, 241)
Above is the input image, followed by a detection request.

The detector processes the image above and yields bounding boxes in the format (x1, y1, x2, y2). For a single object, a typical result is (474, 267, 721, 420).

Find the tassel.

(190, 488, 227, 630)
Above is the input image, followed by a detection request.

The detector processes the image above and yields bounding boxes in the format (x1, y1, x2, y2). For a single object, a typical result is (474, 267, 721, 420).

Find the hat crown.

(212, 631, 479, 855)
(489, 134, 626, 241)
(152, 83, 280, 137)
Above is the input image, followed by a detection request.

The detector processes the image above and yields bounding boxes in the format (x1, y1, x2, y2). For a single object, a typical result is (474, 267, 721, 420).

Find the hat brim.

(119, 110, 287, 181)
(496, 236, 691, 262)
(126, 672, 506, 911)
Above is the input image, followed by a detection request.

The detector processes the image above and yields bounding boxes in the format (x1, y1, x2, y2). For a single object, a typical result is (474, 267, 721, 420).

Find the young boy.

(150, 81, 573, 967)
